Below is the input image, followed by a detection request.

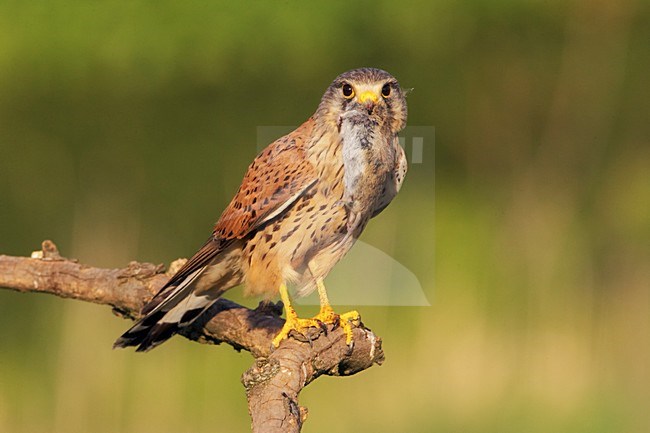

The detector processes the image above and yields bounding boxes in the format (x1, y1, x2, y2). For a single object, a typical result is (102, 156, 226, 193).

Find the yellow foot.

(314, 306, 361, 347)
(272, 281, 362, 348)
(272, 313, 326, 348)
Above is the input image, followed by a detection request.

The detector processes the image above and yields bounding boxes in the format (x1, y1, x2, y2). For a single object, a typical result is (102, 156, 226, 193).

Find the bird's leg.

(314, 278, 337, 321)
(313, 278, 360, 347)
(272, 283, 327, 348)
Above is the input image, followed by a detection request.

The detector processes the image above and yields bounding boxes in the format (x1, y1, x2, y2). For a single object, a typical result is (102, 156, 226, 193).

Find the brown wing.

(140, 237, 223, 315)
(213, 118, 318, 240)
(138, 120, 317, 316)
(116, 120, 319, 350)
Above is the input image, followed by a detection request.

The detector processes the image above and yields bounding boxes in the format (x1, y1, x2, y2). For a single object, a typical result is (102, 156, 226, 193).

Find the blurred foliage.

(1, 0, 649, 432)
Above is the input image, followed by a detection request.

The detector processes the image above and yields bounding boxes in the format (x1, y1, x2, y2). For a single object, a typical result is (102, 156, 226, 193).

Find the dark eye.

(342, 83, 354, 98)
(381, 83, 391, 97)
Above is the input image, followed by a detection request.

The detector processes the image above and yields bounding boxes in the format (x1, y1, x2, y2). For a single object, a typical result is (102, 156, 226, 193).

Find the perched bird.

(114, 68, 408, 352)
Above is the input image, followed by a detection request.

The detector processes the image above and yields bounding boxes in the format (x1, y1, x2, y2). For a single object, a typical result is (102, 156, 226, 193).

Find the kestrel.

(114, 68, 408, 352)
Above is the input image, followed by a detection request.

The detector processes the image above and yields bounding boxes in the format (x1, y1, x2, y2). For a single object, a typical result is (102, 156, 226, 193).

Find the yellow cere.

(357, 90, 379, 104)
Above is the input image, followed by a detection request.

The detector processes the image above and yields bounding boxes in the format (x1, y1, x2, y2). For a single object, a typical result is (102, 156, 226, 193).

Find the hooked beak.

(357, 90, 379, 114)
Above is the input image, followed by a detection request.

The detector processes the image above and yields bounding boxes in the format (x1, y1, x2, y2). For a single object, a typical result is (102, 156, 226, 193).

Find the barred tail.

(113, 267, 220, 352)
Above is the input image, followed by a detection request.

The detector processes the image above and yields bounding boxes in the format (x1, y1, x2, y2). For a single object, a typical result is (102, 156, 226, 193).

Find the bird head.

(316, 68, 408, 134)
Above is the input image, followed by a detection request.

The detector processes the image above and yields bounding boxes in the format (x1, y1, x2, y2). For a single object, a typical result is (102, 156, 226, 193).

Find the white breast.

(340, 119, 371, 199)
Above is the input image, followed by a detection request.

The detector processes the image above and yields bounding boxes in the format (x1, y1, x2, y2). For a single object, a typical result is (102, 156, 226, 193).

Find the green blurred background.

(1, 1, 649, 432)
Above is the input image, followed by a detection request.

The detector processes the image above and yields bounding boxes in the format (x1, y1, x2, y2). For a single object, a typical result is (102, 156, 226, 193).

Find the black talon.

(316, 319, 328, 335)
(316, 319, 326, 330)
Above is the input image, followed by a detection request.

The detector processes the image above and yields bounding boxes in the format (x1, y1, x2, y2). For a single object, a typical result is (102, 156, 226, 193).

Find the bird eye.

(342, 83, 354, 99)
(381, 83, 391, 97)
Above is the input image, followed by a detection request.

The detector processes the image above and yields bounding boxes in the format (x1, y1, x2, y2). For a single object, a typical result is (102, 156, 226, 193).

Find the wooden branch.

(0, 241, 385, 432)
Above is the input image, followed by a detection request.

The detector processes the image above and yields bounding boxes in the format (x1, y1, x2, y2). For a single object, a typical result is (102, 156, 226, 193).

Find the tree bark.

(0, 240, 385, 432)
